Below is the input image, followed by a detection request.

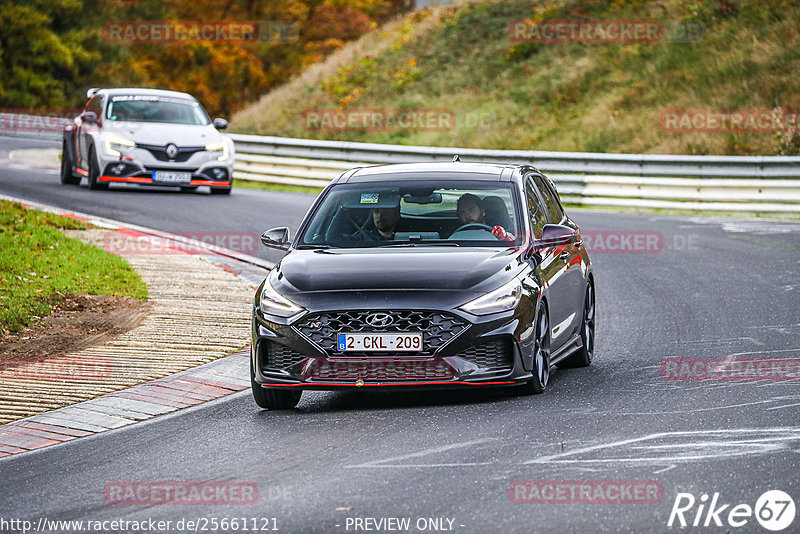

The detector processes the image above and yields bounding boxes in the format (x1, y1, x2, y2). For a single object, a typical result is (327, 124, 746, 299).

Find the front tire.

(251, 364, 301, 410)
(517, 305, 550, 395)
(557, 281, 595, 368)
(87, 145, 108, 190)
(60, 141, 80, 185)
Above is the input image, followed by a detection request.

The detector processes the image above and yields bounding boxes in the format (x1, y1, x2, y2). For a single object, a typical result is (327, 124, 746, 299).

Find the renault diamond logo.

(365, 313, 394, 328)
(165, 143, 178, 159)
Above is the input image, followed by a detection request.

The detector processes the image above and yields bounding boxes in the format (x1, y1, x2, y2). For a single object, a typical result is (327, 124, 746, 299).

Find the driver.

(456, 194, 485, 225)
(455, 194, 515, 242)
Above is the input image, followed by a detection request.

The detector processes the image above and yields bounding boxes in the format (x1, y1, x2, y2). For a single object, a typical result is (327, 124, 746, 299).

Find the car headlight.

(205, 141, 228, 161)
(103, 135, 135, 157)
(258, 277, 304, 318)
(459, 278, 522, 315)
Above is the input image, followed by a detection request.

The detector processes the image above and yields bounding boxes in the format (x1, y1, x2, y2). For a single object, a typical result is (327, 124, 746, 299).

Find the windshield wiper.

(378, 242, 460, 247)
(296, 244, 334, 249)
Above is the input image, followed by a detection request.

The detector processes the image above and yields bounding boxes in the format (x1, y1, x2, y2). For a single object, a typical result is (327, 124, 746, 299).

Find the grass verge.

(233, 0, 800, 156)
(0, 200, 148, 336)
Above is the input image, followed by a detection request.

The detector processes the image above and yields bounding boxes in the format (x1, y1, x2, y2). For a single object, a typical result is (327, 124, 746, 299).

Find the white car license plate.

(337, 333, 423, 352)
(152, 170, 191, 184)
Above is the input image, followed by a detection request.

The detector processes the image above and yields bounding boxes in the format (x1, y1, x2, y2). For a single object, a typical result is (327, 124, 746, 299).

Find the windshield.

(105, 95, 210, 125)
(298, 180, 522, 248)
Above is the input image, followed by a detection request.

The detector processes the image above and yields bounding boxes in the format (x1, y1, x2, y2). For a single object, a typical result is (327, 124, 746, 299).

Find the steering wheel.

(345, 212, 376, 241)
(452, 223, 495, 234)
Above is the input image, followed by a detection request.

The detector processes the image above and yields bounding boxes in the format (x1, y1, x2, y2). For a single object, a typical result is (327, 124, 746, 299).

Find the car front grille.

(259, 341, 306, 372)
(138, 144, 204, 163)
(294, 310, 469, 355)
(306, 359, 454, 382)
(456, 338, 514, 372)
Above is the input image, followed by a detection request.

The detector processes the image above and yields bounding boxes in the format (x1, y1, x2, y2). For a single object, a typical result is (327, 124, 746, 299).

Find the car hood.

(273, 247, 524, 293)
(103, 122, 221, 147)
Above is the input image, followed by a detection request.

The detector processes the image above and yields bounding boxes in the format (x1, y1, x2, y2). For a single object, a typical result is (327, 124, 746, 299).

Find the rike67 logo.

(668, 490, 796, 531)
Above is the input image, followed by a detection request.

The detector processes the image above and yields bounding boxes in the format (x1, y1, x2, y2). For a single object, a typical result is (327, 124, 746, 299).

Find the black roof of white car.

(338, 162, 521, 183)
(96, 88, 196, 100)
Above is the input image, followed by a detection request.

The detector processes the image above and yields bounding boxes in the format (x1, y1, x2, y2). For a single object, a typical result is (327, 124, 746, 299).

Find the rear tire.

(516, 305, 550, 395)
(60, 141, 80, 185)
(557, 280, 595, 368)
(87, 146, 108, 190)
(251, 364, 301, 410)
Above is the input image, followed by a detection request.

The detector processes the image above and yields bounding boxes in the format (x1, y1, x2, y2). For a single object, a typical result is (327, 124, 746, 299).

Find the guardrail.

(230, 133, 800, 214)
(4, 113, 796, 214)
(0, 113, 67, 141)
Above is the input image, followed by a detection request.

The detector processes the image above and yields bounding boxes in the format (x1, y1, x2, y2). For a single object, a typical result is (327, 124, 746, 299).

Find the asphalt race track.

(1, 135, 799, 532)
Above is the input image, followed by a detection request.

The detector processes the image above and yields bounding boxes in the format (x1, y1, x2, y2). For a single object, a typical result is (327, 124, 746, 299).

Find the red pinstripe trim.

(75, 168, 88, 176)
(260, 380, 516, 388)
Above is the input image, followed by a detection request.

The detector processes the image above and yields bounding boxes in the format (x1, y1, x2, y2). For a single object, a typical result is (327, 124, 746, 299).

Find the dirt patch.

(0, 294, 150, 364)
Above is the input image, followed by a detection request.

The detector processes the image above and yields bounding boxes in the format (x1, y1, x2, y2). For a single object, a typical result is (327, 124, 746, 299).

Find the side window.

(531, 174, 564, 223)
(525, 178, 548, 239)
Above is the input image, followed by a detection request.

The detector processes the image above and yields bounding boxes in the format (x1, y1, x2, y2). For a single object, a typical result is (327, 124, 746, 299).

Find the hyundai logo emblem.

(365, 313, 394, 328)
(165, 143, 178, 159)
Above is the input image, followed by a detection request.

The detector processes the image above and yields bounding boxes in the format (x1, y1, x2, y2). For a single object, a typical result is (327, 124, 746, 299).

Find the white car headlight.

(102, 135, 135, 157)
(205, 141, 228, 161)
(259, 277, 304, 318)
(460, 278, 522, 316)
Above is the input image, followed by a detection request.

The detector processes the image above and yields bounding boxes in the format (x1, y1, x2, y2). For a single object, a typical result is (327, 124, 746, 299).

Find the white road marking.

(616, 396, 800, 416)
(526, 428, 800, 466)
(345, 438, 496, 469)
(766, 402, 800, 411)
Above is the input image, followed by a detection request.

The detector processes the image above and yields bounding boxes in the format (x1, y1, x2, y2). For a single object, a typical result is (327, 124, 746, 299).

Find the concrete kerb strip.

(0, 349, 251, 455)
(0, 194, 272, 458)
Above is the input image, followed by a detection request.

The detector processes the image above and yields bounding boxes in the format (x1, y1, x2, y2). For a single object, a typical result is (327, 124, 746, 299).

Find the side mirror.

(213, 118, 228, 130)
(533, 224, 576, 250)
(83, 111, 98, 124)
(261, 227, 291, 250)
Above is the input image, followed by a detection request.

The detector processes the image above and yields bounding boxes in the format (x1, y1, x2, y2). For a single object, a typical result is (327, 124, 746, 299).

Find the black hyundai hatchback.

(251, 162, 595, 409)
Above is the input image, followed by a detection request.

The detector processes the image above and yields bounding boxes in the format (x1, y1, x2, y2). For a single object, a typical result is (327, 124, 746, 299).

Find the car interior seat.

(482, 196, 513, 230)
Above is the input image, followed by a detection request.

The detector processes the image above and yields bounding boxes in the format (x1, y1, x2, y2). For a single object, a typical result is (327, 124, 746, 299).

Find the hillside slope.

(232, 0, 800, 155)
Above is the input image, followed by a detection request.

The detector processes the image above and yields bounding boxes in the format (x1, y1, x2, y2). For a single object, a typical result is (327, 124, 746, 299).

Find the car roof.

(96, 88, 197, 101)
(338, 162, 521, 183)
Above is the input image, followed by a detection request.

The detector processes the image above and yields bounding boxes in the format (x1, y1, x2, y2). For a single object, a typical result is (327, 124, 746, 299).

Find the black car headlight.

(258, 277, 304, 318)
(459, 278, 522, 316)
